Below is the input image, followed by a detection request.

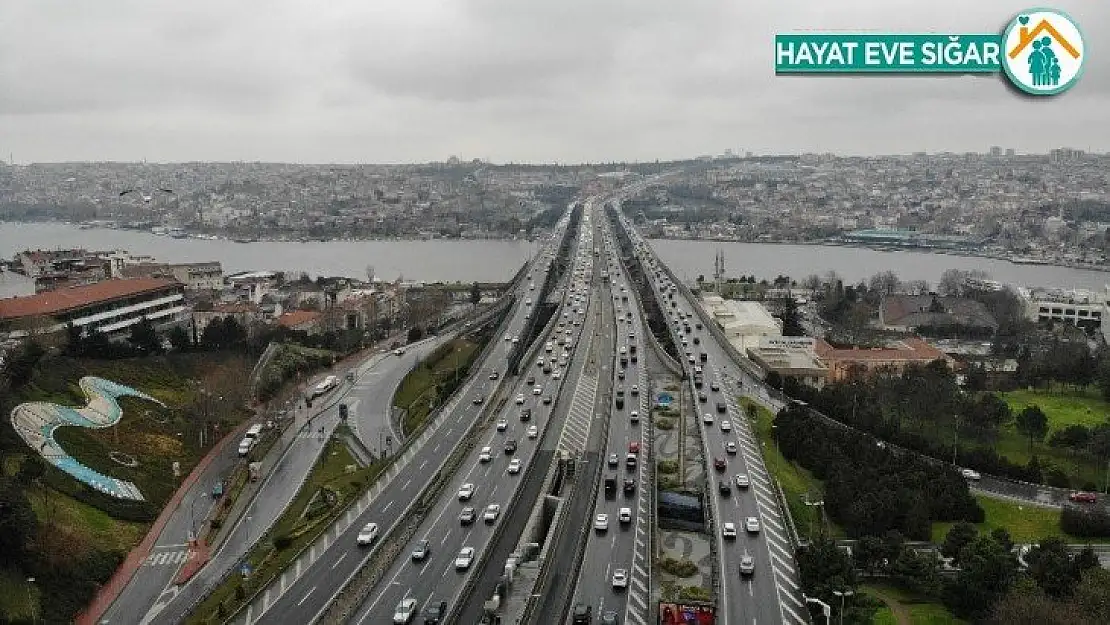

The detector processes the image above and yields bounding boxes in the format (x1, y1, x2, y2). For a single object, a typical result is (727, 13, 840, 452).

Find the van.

(245, 424, 263, 439)
(237, 438, 254, 457)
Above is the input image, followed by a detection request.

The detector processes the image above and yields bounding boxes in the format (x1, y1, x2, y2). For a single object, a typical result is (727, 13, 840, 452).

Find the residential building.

(192, 302, 262, 336)
(746, 337, 828, 388)
(0, 278, 188, 341)
(121, 261, 224, 292)
(276, 309, 323, 334)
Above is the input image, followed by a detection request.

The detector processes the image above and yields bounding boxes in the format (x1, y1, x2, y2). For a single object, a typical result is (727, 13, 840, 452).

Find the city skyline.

(1, 0, 1108, 163)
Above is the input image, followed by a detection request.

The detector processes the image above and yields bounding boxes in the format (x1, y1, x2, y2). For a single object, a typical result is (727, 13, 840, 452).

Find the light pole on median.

(804, 595, 831, 625)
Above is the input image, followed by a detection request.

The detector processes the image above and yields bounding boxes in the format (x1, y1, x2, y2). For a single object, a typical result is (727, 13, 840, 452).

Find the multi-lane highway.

(616, 210, 809, 625)
(212, 214, 576, 625)
(348, 207, 598, 623)
(567, 214, 653, 625)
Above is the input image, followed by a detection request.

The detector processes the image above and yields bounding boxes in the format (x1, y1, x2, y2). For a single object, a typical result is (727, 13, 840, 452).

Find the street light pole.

(804, 596, 831, 625)
(833, 589, 854, 625)
(26, 577, 36, 625)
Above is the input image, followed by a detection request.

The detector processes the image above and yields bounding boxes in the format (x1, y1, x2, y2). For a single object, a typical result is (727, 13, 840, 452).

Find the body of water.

(650, 239, 1110, 293)
(1, 222, 1106, 293)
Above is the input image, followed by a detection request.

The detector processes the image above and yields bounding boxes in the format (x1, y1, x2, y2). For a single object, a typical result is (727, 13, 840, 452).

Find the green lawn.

(1001, 386, 1110, 432)
(740, 397, 843, 539)
(0, 567, 39, 623)
(931, 494, 1110, 544)
(394, 339, 479, 434)
(865, 584, 966, 625)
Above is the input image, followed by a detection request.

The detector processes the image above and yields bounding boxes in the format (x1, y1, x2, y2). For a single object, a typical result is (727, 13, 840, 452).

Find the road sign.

(240, 562, 252, 579)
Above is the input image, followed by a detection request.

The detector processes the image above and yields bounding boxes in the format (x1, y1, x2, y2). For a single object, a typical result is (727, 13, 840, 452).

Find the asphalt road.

(568, 214, 653, 625)
(626, 218, 810, 625)
(348, 206, 597, 623)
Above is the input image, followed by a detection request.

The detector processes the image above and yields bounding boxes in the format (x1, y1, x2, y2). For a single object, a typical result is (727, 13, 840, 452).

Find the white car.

(630, 410, 639, 423)
(703, 413, 714, 425)
(504, 334, 512, 342)
(478, 446, 493, 463)
(594, 513, 609, 531)
(618, 507, 632, 524)
(526, 425, 539, 439)
(611, 568, 628, 589)
(508, 458, 522, 474)
(961, 468, 981, 480)
(393, 597, 418, 624)
(497, 419, 508, 432)
(745, 516, 760, 534)
(512, 336, 519, 344)
(515, 394, 525, 405)
(356, 522, 379, 546)
(722, 522, 737, 539)
(735, 474, 750, 489)
(484, 503, 502, 523)
(455, 546, 475, 570)
(720, 420, 732, 432)
(533, 386, 542, 395)
(552, 370, 561, 380)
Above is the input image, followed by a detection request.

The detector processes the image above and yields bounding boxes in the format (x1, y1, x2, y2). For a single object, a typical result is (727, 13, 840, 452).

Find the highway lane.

(108, 340, 443, 625)
(244, 271, 552, 624)
(621, 215, 808, 625)
(349, 206, 597, 623)
(568, 215, 652, 625)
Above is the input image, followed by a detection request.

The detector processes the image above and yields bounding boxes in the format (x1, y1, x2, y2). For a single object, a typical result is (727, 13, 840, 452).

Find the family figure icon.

(1027, 37, 1061, 86)
(1002, 11, 1084, 95)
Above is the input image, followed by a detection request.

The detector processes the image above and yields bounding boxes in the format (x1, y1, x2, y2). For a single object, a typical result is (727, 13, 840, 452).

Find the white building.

(700, 295, 782, 352)
(1017, 286, 1110, 343)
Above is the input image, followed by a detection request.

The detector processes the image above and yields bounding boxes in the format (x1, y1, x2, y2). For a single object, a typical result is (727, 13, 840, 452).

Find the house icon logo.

(1000, 8, 1085, 95)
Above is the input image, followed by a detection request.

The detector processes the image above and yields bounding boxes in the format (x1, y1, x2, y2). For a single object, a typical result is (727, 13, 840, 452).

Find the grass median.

(394, 338, 479, 435)
(186, 434, 385, 625)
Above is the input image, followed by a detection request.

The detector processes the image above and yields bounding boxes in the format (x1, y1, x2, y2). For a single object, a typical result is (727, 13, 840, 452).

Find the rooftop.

(814, 337, 947, 363)
(0, 278, 180, 321)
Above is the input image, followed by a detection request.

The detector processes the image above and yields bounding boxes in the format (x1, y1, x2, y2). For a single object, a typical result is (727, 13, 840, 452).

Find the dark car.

(716, 402, 727, 414)
(572, 603, 593, 624)
(520, 408, 532, 422)
(527, 375, 535, 385)
(710, 382, 720, 392)
(472, 395, 485, 405)
(423, 600, 448, 624)
(719, 480, 731, 496)
(698, 394, 708, 403)
(505, 439, 518, 455)
(459, 507, 476, 525)
(411, 539, 430, 561)
(693, 377, 704, 389)
(623, 478, 636, 495)
(714, 457, 727, 472)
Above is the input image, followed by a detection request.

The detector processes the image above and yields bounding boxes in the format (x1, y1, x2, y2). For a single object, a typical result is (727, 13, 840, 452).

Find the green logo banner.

(775, 34, 1003, 73)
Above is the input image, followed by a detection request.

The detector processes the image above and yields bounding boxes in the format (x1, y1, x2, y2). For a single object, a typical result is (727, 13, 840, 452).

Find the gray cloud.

(0, 0, 1106, 163)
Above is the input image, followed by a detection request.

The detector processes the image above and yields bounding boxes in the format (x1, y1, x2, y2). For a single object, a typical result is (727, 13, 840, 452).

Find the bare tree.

(868, 271, 902, 296)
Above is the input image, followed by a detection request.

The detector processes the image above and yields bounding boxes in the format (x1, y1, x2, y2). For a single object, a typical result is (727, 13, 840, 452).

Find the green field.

(394, 338, 479, 434)
(866, 584, 966, 625)
(1001, 386, 1110, 432)
(930, 494, 1110, 544)
(740, 397, 843, 539)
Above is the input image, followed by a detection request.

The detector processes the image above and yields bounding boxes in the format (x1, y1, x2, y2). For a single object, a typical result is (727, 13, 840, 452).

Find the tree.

(1015, 405, 1049, 451)
(469, 281, 481, 306)
(1027, 536, 1085, 598)
(941, 522, 978, 563)
(987, 580, 1097, 625)
(168, 325, 192, 352)
(1073, 567, 1110, 622)
(128, 317, 163, 354)
(766, 370, 783, 390)
(407, 325, 424, 343)
(868, 271, 901, 296)
(0, 479, 38, 565)
(945, 534, 1018, 620)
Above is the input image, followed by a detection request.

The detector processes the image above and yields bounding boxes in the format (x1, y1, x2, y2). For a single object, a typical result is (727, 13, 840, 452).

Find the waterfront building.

(700, 295, 781, 352)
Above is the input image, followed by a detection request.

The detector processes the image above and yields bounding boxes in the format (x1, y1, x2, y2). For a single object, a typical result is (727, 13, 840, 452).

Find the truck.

(309, 375, 338, 399)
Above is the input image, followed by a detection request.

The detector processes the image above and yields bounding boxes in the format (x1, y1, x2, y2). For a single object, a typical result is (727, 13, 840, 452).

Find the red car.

(629, 441, 641, 455)
(713, 458, 727, 472)
(1069, 492, 1098, 504)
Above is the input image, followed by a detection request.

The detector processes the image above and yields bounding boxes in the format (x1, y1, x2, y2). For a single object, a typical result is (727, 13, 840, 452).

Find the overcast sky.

(1, 0, 1106, 164)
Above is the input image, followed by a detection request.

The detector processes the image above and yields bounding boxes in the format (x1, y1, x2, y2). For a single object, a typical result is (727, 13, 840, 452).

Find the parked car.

(1070, 491, 1098, 503)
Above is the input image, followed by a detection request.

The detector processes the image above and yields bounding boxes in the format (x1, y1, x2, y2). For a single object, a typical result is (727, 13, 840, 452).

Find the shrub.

(658, 460, 679, 474)
(272, 534, 293, 550)
(678, 586, 711, 601)
(659, 557, 698, 578)
(656, 417, 674, 430)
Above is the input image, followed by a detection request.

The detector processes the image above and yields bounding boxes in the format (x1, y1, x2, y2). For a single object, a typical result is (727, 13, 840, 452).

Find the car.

(515, 394, 525, 405)
(572, 604, 593, 625)
(1070, 491, 1098, 503)
(505, 439, 518, 454)
(478, 446, 493, 462)
(745, 516, 761, 533)
(520, 408, 532, 422)
(543, 395, 552, 404)
(608, 453, 620, 467)
(714, 457, 727, 472)
(489, 371, 499, 380)
(623, 478, 636, 494)
(552, 370, 562, 380)
(629, 441, 641, 454)
(720, 420, 732, 432)
(484, 504, 501, 523)
(526, 375, 535, 385)
(739, 554, 755, 577)
(497, 419, 508, 432)
(710, 382, 720, 392)
(698, 393, 707, 403)
(626, 454, 637, 469)
(458, 483, 475, 500)
(735, 474, 750, 489)
(526, 425, 539, 438)
(459, 506, 476, 525)
(716, 402, 727, 414)
(393, 597, 418, 624)
(512, 336, 520, 343)
(504, 334, 513, 342)
(600, 610, 619, 625)
(595, 513, 609, 531)
(533, 386, 543, 395)
(630, 410, 639, 423)
(357, 522, 379, 546)
(725, 441, 737, 455)
(961, 468, 981, 480)
(611, 568, 628, 589)
(719, 480, 731, 496)
(618, 507, 632, 524)
(508, 458, 522, 474)
(722, 522, 737, 539)
(455, 547, 475, 569)
(411, 539, 430, 562)
(703, 413, 714, 425)
(422, 600, 448, 624)
(617, 369, 625, 380)
(630, 385, 639, 395)
(472, 395, 485, 405)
